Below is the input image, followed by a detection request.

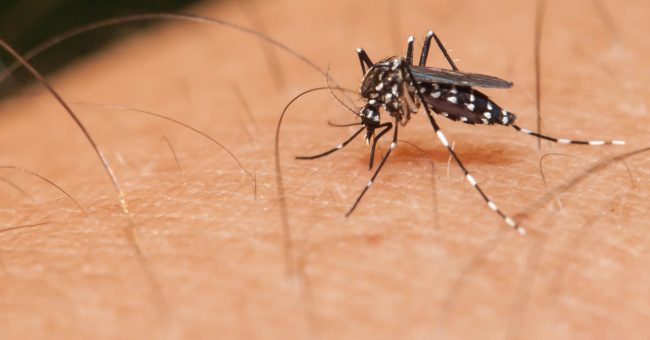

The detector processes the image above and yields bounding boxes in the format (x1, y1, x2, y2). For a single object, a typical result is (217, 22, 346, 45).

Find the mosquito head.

(359, 104, 380, 127)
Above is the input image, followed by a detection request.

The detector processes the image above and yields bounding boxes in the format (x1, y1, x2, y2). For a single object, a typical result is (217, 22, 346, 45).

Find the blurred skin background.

(0, 0, 648, 339)
(0, 0, 201, 95)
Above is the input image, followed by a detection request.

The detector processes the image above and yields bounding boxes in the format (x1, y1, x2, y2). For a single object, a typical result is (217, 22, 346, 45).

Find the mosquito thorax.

(360, 57, 418, 120)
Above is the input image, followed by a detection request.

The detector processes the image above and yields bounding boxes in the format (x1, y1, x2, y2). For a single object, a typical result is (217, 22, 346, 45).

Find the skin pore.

(0, 0, 649, 339)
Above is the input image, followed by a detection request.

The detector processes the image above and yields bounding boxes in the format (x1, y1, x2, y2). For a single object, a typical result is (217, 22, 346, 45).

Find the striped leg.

(404, 64, 526, 235)
(357, 48, 374, 75)
(405, 35, 414, 65)
(421, 30, 459, 70)
(295, 127, 365, 160)
(346, 118, 398, 217)
(512, 124, 625, 146)
(368, 122, 393, 170)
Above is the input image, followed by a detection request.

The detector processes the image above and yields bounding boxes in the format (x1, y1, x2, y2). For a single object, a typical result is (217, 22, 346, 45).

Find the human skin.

(0, 0, 649, 339)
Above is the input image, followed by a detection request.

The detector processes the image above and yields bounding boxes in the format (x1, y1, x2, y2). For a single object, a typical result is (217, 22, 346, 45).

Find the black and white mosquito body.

(296, 31, 625, 235)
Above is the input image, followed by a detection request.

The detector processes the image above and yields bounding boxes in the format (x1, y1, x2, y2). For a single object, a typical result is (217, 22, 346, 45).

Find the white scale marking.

(336, 144, 343, 149)
(436, 130, 449, 147)
(484, 112, 492, 119)
(367, 180, 373, 187)
(431, 91, 441, 98)
(486, 103, 493, 110)
(505, 217, 517, 228)
(488, 201, 498, 211)
(613, 140, 626, 145)
(447, 96, 458, 104)
(390, 142, 396, 149)
(589, 140, 605, 145)
(466, 174, 477, 186)
(466, 103, 475, 111)
(558, 138, 571, 144)
(470, 94, 476, 102)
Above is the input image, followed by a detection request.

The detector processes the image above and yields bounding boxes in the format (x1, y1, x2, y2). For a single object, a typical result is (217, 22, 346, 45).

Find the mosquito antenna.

(325, 65, 359, 115)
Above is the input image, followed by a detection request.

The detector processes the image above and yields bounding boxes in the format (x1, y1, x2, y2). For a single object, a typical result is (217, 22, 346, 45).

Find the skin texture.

(0, 0, 649, 339)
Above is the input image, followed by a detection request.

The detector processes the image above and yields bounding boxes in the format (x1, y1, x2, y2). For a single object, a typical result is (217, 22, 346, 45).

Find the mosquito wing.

(410, 65, 513, 89)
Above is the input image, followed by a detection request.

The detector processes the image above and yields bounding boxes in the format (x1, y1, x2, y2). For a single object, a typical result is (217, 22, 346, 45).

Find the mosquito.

(296, 31, 625, 235)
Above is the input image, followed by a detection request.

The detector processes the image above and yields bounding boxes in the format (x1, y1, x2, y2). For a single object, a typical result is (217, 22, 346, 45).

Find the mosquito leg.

(406, 35, 414, 65)
(368, 122, 394, 170)
(422, 30, 459, 71)
(404, 64, 525, 234)
(357, 48, 374, 75)
(512, 124, 625, 145)
(419, 31, 433, 67)
(346, 118, 399, 217)
(295, 127, 365, 160)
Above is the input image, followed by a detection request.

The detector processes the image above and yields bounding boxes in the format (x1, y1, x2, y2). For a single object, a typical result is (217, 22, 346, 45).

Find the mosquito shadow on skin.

(348, 141, 520, 168)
